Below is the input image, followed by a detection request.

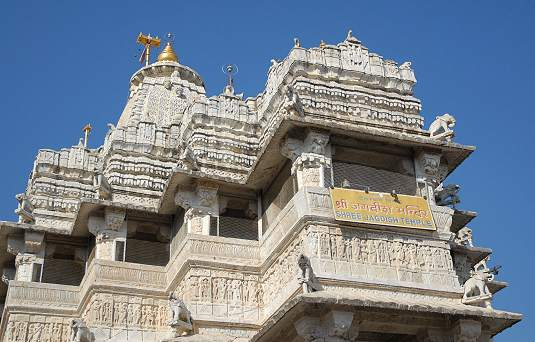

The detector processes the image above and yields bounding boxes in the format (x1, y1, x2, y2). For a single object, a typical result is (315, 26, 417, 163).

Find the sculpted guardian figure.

(297, 254, 321, 293)
(429, 113, 456, 142)
(168, 293, 193, 336)
(281, 85, 304, 117)
(434, 183, 461, 207)
(456, 227, 474, 247)
(14, 193, 34, 224)
(462, 258, 499, 308)
(69, 319, 91, 342)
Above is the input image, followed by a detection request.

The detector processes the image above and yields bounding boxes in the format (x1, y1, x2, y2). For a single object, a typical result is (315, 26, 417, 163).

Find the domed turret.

(115, 33, 206, 129)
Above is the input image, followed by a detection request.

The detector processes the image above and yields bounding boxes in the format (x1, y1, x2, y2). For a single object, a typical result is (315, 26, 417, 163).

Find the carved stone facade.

(0, 32, 521, 341)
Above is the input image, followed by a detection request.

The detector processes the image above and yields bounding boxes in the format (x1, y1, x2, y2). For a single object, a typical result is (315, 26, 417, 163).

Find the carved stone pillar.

(88, 207, 127, 261)
(451, 319, 482, 342)
(281, 130, 332, 189)
(414, 151, 442, 204)
(175, 181, 219, 235)
(7, 231, 45, 282)
(294, 310, 359, 342)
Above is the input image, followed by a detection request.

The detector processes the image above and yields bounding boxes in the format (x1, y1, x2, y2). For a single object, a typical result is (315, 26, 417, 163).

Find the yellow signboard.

(330, 188, 436, 231)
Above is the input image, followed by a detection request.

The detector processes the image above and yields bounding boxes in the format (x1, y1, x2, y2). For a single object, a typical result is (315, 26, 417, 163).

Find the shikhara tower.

(0, 31, 521, 341)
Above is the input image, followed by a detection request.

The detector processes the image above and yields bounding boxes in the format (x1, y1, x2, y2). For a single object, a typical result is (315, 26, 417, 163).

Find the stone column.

(175, 181, 219, 235)
(281, 130, 332, 189)
(7, 231, 45, 282)
(415, 150, 456, 240)
(88, 207, 127, 261)
(451, 319, 482, 342)
(294, 310, 359, 342)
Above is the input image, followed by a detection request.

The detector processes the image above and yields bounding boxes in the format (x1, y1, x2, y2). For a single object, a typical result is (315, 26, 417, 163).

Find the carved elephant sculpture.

(463, 271, 493, 301)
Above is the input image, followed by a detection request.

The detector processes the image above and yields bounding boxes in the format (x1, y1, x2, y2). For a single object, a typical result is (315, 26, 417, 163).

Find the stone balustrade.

(5, 281, 79, 311)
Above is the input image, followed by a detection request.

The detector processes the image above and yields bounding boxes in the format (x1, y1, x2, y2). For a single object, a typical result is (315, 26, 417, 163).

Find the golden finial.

(294, 38, 301, 48)
(137, 32, 161, 66)
(157, 33, 179, 63)
(319, 40, 326, 49)
(82, 124, 92, 148)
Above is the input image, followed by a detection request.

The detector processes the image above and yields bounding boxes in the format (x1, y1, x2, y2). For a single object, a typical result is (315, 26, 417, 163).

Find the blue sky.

(1, 1, 533, 339)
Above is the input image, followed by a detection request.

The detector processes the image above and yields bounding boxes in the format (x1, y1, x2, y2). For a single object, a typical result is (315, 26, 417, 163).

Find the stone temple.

(0, 31, 522, 341)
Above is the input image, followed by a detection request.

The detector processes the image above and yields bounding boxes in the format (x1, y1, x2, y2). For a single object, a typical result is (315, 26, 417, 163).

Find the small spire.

(222, 64, 238, 95)
(319, 40, 326, 49)
(294, 38, 301, 48)
(82, 124, 92, 148)
(157, 33, 179, 62)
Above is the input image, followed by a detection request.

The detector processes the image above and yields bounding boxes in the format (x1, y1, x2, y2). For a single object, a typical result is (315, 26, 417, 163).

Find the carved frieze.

(5, 315, 71, 342)
(83, 293, 169, 330)
(305, 225, 459, 290)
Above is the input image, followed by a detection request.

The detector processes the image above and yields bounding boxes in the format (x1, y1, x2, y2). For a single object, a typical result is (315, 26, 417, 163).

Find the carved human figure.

(367, 240, 378, 264)
(102, 301, 112, 323)
(129, 303, 141, 325)
(351, 237, 361, 261)
(6, 321, 15, 341)
(27, 323, 42, 342)
(231, 279, 242, 303)
(51, 323, 62, 341)
(391, 241, 403, 267)
(189, 276, 199, 300)
(118, 302, 128, 325)
(199, 277, 210, 301)
(360, 239, 368, 263)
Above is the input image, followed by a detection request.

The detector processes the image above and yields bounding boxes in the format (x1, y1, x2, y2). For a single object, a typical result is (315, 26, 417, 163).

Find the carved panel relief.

(83, 293, 169, 331)
(305, 225, 459, 290)
(174, 268, 262, 323)
(261, 237, 303, 317)
(5, 315, 70, 342)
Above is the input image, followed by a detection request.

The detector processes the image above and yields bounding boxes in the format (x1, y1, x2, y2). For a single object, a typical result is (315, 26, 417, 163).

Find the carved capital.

(304, 131, 330, 155)
(174, 182, 219, 214)
(294, 311, 359, 342)
(105, 207, 126, 231)
(323, 311, 356, 340)
(24, 231, 44, 253)
(281, 137, 303, 162)
(15, 253, 38, 267)
(415, 151, 442, 181)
